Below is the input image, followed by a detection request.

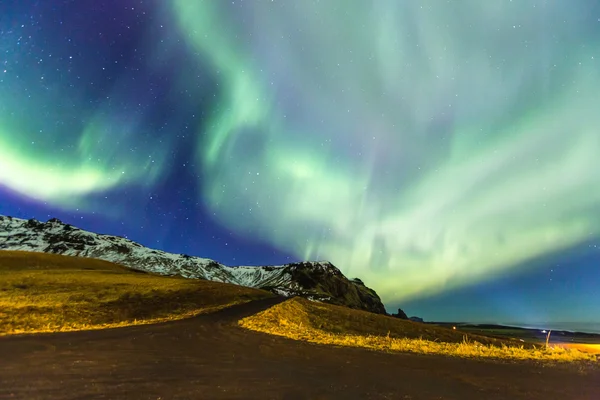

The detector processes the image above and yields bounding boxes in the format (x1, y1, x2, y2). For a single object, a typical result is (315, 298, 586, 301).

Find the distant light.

(452, 326, 456, 330)
(542, 330, 546, 333)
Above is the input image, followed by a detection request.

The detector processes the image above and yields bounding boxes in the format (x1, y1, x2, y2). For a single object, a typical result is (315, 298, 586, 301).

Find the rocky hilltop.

(0, 215, 385, 314)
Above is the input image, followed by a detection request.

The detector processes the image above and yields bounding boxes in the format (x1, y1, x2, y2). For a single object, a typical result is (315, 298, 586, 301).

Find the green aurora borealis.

(2, 0, 600, 308)
(171, 1, 600, 302)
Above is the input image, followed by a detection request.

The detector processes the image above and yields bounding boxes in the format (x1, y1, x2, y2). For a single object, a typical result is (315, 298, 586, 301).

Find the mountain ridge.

(0, 215, 386, 314)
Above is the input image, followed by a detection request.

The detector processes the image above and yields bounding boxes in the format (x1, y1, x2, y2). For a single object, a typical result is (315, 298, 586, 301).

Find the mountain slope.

(0, 215, 385, 314)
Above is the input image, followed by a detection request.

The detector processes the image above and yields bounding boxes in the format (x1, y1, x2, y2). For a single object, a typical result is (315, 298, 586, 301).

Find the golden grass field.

(0, 250, 274, 335)
(2, 249, 597, 363)
(555, 343, 600, 354)
(239, 297, 598, 363)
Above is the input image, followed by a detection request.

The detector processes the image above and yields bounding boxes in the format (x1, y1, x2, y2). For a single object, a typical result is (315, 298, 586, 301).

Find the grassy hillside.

(0, 250, 274, 335)
(240, 297, 597, 362)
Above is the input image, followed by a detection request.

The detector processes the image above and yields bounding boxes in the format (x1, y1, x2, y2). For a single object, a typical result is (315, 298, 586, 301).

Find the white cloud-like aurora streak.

(173, 1, 600, 302)
(0, 119, 165, 207)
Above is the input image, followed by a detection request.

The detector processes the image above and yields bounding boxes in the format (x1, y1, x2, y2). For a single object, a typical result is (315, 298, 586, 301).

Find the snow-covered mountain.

(0, 215, 386, 314)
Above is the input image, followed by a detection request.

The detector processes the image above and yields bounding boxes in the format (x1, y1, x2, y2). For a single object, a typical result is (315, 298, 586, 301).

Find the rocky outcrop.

(0, 215, 386, 314)
(257, 263, 386, 314)
(391, 308, 409, 320)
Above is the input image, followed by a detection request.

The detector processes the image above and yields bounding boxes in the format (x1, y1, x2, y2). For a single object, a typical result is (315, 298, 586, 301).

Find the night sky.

(1, 0, 600, 325)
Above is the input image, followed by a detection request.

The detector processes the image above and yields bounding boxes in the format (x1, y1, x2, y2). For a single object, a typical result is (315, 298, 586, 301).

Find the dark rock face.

(391, 308, 409, 320)
(0, 215, 387, 314)
(272, 262, 386, 314)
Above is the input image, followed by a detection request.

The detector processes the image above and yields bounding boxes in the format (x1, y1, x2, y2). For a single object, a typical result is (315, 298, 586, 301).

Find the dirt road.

(1, 297, 599, 400)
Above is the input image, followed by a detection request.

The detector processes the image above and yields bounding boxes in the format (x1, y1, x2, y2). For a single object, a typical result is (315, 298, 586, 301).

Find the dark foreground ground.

(1, 297, 599, 400)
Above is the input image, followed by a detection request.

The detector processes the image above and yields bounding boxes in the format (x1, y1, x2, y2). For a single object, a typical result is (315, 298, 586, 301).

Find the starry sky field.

(1, 0, 599, 325)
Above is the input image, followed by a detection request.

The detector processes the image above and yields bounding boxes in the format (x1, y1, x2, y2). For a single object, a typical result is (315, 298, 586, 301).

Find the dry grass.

(0, 250, 274, 335)
(239, 297, 597, 363)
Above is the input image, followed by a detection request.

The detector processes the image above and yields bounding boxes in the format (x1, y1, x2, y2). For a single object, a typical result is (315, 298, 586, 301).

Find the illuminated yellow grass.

(0, 250, 274, 335)
(555, 343, 600, 354)
(239, 298, 597, 363)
